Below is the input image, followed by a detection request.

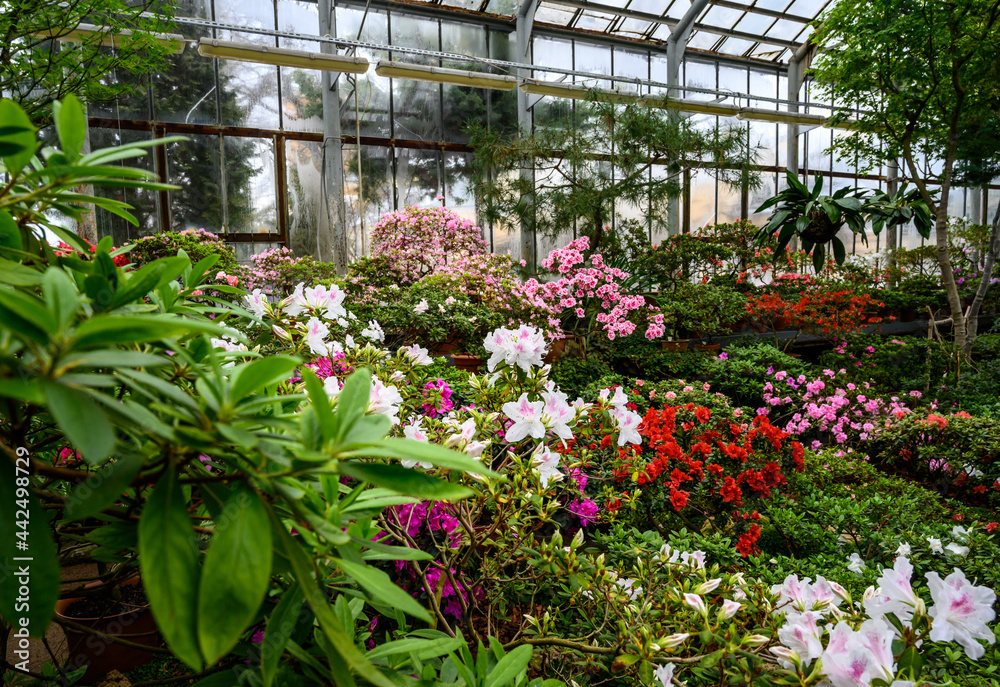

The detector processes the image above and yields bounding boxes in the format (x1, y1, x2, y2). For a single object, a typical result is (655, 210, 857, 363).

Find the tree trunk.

(74, 105, 98, 244)
(964, 199, 1000, 355)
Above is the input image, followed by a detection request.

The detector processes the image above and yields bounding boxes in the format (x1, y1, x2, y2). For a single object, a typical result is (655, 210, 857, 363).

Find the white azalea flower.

(400, 344, 433, 366)
(502, 393, 546, 442)
(532, 446, 563, 488)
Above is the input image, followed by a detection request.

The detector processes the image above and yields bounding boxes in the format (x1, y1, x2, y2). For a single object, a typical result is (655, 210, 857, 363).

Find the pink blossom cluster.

(773, 556, 996, 677)
(240, 247, 302, 293)
(759, 368, 914, 445)
(525, 237, 665, 341)
(370, 206, 489, 283)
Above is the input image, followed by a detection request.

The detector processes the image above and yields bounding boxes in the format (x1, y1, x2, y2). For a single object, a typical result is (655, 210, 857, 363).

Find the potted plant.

(680, 283, 748, 350)
(56, 574, 163, 681)
(755, 171, 872, 272)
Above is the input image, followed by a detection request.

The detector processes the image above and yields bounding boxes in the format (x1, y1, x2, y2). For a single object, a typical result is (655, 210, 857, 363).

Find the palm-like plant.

(754, 171, 870, 271)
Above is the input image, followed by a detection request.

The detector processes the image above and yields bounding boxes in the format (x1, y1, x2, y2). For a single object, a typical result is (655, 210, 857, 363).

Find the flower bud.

(660, 633, 690, 648)
(743, 634, 769, 647)
(272, 325, 292, 342)
(683, 593, 707, 616)
(719, 599, 741, 620)
(695, 578, 722, 595)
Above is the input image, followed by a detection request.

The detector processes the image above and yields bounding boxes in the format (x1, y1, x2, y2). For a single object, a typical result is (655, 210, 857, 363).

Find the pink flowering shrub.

(525, 236, 666, 343)
(240, 246, 340, 295)
(370, 206, 489, 283)
(759, 367, 915, 447)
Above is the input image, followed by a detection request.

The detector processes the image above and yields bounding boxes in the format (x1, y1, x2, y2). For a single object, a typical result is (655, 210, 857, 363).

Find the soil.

(63, 583, 149, 620)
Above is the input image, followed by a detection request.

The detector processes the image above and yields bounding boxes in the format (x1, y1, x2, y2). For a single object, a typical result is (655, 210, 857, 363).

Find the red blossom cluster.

(602, 403, 804, 557)
(54, 240, 129, 267)
(746, 288, 888, 336)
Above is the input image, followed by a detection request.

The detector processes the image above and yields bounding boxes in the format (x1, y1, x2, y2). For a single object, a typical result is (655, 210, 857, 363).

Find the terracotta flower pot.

(661, 339, 689, 353)
(451, 354, 484, 373)
(542, 337, 568, 365)
(56, 577, 163, 683)
(772, 316, 789, 331)
(694, 343, 721, 354)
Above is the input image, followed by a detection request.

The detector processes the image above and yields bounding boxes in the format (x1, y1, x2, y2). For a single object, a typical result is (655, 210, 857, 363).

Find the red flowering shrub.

(584, 401, 804, 557)
(746, 287, 889, 352)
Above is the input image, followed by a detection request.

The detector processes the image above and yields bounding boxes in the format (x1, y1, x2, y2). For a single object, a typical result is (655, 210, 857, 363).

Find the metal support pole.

(785, 40, 812, 178)
(320, 0, 348, 271)
(665, 0, 709, 236)
(516, 0, 539, 272)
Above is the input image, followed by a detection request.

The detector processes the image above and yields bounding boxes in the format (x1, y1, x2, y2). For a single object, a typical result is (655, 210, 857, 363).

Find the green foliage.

(0, 1, 178, 124)
(130, 229, 241, 276)
(549, 353, 614, 399)
(470, 96, 760, 256)
(0, 96, 501, 687)
(818, 334, 951, 395)
(704, 340, 810, 408)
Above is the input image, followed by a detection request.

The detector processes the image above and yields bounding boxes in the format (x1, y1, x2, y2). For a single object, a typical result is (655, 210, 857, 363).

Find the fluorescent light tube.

(38, 22, 186, 54)
(374, 60, 517, 90)
(737, 108, 827, 126)
(197, 39, 370, 74)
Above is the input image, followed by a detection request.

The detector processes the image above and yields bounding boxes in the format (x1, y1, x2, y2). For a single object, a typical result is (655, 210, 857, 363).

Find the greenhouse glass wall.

(89, 0, 1000, 263)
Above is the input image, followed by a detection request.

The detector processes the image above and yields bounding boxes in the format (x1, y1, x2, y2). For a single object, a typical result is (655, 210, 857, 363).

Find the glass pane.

(806, 127, 831, 172)
(91, 128, 160, 243)
(226, 137, 277, 235)
(701, 5, 745, 30)
(689, 168, 717, 230)
(734, 12, 775, 35)
(444, 152, 478, 220)
(719, 65, 748, 96)
(285, 139, 322, 257)
(393, 79, 442, 142)
(345, 145, 394, 257)
(90, 56, 150, 121)
(167, 133, 224, 232)
(443, 86, 488, 144)
(613, 48, 649, 83)
(281, 67, 324, 133)
(574, 41, 612, 89)
(749, 171, 777, 226)
(749, 121, 777, 167)
(684, 60, 716, 100)
(151, 0, 216, 125)
(396, 148, 442, 207)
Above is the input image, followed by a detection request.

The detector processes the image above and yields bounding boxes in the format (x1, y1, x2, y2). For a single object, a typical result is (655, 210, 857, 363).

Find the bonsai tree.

(470, 94, 759, 266)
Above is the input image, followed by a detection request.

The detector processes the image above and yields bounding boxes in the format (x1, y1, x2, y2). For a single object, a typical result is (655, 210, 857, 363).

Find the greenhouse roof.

(390, 0, 831, 63)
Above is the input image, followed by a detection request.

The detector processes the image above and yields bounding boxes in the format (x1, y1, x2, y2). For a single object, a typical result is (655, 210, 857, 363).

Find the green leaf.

(831, 236, 846, 265)
(72, 313, 222, 349)
(230, 356, 300, 403)
(43, 381, 116, 465)
(140, 471, 203, 670)
(261, 584, 305, 687)
(485, 645, 533, 687)
(198, 485, 273, 665)
(302, 368, 336, 445)
(339, 463, 473, 501)
(272, 511, 395, 687)
(0, 257, 41, 287)
(366, 636, 466, 661)
(55, 94, 86, 161)
(334, 369, 372, 444)
(812, 243, 826, 273)
(345, 439, 496, 477)
(64, 453, 145, 522)
(0, 471, 60, 636)
(42, 267, 80, 330)
(0, 99, 38, 176)
(0, 379, 44, 403)
(333, 558, 431, 622)
(0, 211, 23, 252)
(0, 288, 54, 334)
